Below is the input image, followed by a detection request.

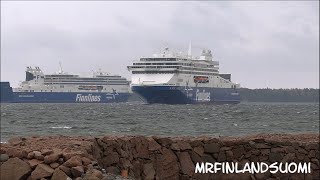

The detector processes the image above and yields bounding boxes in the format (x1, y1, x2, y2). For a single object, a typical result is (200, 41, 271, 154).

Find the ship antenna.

(58, 61, 63, 74)
(188, 41, 192, 58)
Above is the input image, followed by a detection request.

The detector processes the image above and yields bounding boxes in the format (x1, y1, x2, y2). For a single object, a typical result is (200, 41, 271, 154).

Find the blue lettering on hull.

(132, 86, 240, 104)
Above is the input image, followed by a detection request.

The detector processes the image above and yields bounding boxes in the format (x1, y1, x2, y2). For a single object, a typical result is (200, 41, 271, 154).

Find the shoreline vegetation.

(0, 133, 319, 180)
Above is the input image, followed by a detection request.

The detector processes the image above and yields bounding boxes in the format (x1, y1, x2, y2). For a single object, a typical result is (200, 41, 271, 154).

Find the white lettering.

(297, 163, 309, 173)
(288, 163, 297, 173)
(251, 162, 260, 173)
(261, 162, 269, 173)
(195, 162, 205, 173)
(269, 162, 278, 174)
(75, 94, 101, 102)
(206, 163, 214, 173)
(214, 162, 221, 173)
(194, 162, 311, 174)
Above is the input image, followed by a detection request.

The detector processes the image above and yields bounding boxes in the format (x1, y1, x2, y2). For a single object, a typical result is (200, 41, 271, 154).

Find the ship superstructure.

(11, 65, 130, 103)
(127, 44, 240, 104)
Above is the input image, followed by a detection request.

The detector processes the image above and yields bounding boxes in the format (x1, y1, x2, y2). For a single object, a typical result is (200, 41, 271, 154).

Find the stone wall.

(92, 134, 320, 180)
(0, 136, 128, 180)
(0, 134, 319, 180)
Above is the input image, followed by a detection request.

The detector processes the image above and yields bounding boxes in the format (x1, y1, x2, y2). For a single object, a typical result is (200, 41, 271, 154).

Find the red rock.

(135, 142, 149, 159)
(190, 151, 203, 164)
(281, 153, 295, 163)
(91, 169, 103, 179)
(34, 151, 44, 160)
(289, 173, 304, 180)
(306, 143, 319, 150)
(178, 152, 195, 177)
(28, 159, 43, 169)
(143, 163, 155, 180)
(71, 166, 84, 178)
(102, 152, 119, 166)
(64, 156, 82, 167)
(261, 149, 270, 156)
(59, 165, 72, 177)
(204, 143, 220, 153)
(259, 155, 268, 161)
(27, 152, 35, 159)
(121, 169, 128, 177)
(193, 146, 204, 156)
(226, 150, 234, 161)
(0, 157, 31, 180)
(21, 149, 29, 158)
(217, 151, 226, 162)
(255, 143, 271, 149)
(269, 152, 283, 162)
(106, 166, 120, 175)
(41, 149, 53, 156)
(156, 148, 179, 179)
(8, 137, 24, 146)
(253, 138, 265, 143)
(180, 174, 189, 180)
(44, 153, 60, 164)
(119, 158, 132, 169)
(297, 147, 308, 154)
(6, 148, 22, 158)
(51, 168, 70, 180)
(232, 146, 245, 160)
(154, 137, 173, 147)
(189, 139, 203, 147)
(220, 146, 232, 151)
(311, 158, 319, 166)
(31, 163, 54, 179)
(171, 141, 192, 151)
(50, 162, 60, 169)
(83, 173, 100, 180)
(81, 157, 92, 166)
(296, 152, 305, 161)
(308, 150, 316, 158)
(148, 138, 161, 151)
(62, 150, 84, 161)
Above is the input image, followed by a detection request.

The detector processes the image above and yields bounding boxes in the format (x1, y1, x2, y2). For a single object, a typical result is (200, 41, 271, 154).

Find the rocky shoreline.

(0, 133, 319, 180)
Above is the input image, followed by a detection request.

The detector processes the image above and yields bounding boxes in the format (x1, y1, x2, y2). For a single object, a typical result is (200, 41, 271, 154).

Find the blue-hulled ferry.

(0, 65, 130, 103)
(127, 44, 240, 104)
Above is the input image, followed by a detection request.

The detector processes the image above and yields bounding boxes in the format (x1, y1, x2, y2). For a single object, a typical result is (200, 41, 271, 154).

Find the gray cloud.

(1, 1, 318, 88)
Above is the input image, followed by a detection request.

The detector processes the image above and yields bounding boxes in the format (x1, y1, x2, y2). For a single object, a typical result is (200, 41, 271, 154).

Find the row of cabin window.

(131, 66, 218, 72)
(133, 63, 215, 68)
(132, 71, 217, 75)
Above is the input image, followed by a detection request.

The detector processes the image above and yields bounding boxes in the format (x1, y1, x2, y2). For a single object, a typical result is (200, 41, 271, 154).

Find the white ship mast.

(188, 41, 192, 59)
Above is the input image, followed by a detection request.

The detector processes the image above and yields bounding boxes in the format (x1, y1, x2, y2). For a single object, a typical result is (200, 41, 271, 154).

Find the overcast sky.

(1, 1, 319, 88)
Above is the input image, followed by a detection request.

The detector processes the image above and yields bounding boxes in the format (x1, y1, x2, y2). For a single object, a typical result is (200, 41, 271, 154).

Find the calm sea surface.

(1, 102, 319, 142)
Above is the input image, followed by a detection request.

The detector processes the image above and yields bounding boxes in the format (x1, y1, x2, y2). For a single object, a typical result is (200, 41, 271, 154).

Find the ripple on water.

(0, 102, 319, 142)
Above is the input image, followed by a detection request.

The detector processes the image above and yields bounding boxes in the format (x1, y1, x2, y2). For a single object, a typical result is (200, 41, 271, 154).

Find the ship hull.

(10, 92, 130, 103)
(131, 85, 240, 104)
(0, 82, 13, 103)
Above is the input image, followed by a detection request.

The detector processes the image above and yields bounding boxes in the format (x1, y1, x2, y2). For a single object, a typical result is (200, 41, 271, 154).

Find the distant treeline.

(239, 88, 319, 102)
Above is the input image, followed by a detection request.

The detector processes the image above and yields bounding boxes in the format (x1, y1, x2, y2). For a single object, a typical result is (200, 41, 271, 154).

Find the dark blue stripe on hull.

(0, 82, 13, 103)
(132, 86, 240, 104)
(12, 92, 130, 103)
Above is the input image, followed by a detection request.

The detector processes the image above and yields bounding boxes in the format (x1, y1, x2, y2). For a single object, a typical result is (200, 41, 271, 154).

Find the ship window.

(60, 85, 64, 88)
